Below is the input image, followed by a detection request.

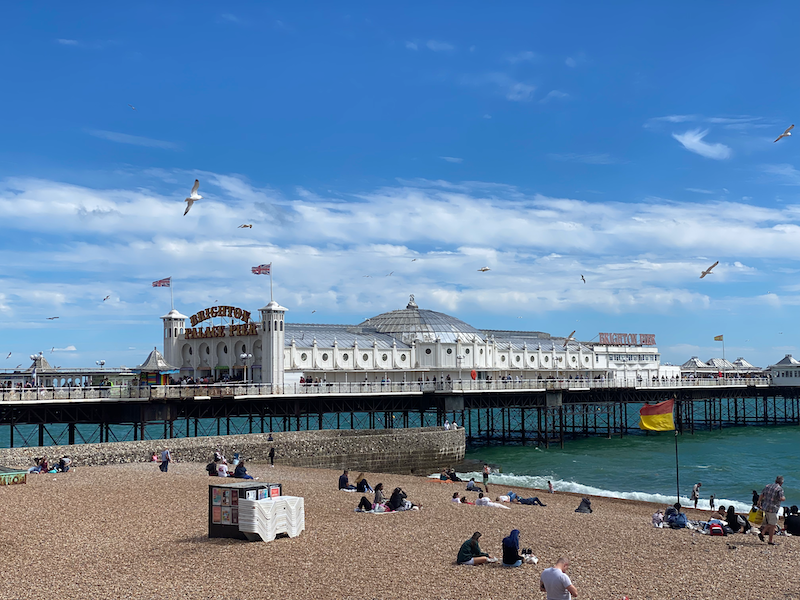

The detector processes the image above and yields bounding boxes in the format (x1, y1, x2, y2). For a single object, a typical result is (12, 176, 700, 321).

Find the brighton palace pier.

(162, 295, 677, 386)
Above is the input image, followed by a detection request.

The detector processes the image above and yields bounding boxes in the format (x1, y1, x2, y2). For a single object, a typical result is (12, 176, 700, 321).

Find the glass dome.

(359, 295, 484, 344)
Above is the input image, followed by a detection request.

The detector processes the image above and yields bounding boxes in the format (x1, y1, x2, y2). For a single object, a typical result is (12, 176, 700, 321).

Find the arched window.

(280, 321, 283, 331)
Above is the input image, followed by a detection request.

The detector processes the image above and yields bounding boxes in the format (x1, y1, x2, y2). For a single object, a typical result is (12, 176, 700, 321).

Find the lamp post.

(96, 360, 105, 369)
(456, 354, 464, 384)
(239, 353, 253, 383)
(29, 353, 40, 387)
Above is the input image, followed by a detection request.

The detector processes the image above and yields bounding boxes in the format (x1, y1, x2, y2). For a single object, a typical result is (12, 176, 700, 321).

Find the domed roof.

(359, 295, 484, 344)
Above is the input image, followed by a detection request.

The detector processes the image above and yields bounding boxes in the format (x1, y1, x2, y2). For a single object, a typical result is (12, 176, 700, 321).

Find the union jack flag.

(251, 264, 271, 275)
(152, 277, 171, 287)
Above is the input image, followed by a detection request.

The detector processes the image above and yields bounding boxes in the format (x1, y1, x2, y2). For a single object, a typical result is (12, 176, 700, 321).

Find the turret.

(161, 309, 188, 368)
(259, 300, 287, 390)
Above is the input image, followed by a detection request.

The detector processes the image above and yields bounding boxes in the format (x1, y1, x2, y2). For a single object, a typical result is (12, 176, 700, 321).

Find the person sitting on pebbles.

(457, 531, 496, 566)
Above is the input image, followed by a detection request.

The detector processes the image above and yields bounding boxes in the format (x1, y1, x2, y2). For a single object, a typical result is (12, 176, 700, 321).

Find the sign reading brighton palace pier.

(598, 333, 656, 346)
(185, 306, 258, 339)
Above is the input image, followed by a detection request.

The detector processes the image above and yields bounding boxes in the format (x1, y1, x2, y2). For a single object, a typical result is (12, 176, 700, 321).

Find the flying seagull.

(46, 316, 59, 320)
(363, 275, 371, 278)
(5, 352, 10, 359)
(128, 104, 136, 110)
(581, 275, 586, 284)
(311, 310, 316, 314)
(15, 364, 21, 369)
(103, 295, 110, 301)
(386, 272, 394, 277)
(238, 224, 253, 229)
(51, 347, 55, 353)
(478, 267, 491, 272)
(411, 258, 417, 262)
(184, 179, 202, 216)
(774, 124, 794, 143)
(699, 261, 719, 279)
(563, 330, 576, 349)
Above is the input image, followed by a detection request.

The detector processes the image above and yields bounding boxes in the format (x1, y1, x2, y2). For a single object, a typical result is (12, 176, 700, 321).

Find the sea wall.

(0, 427, 465, 475)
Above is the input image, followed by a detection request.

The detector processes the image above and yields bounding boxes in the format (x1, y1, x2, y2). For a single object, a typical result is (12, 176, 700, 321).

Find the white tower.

(161, 309, 188, 368)
(260, 300, 287, 390)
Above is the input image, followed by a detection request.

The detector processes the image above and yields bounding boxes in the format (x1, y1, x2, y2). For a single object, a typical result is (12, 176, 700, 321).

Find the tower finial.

(407, 294, 418, 309)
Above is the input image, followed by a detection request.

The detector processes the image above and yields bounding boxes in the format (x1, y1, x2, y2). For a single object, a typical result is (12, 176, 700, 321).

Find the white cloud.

(565, 57, 576, 68)
(221, 14, 240, 23)
(654, 115, 695, 123)
(405, 41, 418, 50)
(539, 90, 570, 104)
(506, 51, 539, 63)
(53, 345, 77, 352)
(483, 114, 492, 119)
(440, 157, 463, 163)
(462, 73, 535, 101)
(87, 130, 179, 150)
(685, 188, 715, 195)
(426, 40, 454, 51)
(547, 153, 617, 165)
(56, 39, 79, 46)
(763, 164, 800, 186)
(672, 129, 732, 160)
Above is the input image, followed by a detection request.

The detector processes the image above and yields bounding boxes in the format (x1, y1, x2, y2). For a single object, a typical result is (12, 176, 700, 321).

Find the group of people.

(204, 450, 255, 479)
(28, 455, 71, 474)
(341, 470, 422, 512)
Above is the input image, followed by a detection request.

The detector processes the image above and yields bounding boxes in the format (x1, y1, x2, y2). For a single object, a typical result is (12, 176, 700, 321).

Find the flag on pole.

(714, 335, 723, 341)
(639, 399, 675, 431)
(152, 277, 171, 287)
(251, 264, 271, 275)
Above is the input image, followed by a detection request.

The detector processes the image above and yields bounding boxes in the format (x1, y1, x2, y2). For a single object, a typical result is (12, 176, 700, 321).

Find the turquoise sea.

(462, 425, 800, 514)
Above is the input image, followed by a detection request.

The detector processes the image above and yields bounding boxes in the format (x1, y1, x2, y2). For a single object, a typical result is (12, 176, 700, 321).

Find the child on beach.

(548, 480, 554, 494)
(709, 494, 715, 511)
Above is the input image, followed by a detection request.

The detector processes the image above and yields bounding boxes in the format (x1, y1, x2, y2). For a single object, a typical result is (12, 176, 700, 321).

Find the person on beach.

(217, 460, 230, 477)
(466, 478, 482, 492)
(444, 419, 450, 430)
(57, 456, 71, 472)
(691, 482, 702, 509)
(540, 557, 578, 600)
(482, 464, 491, 493)
(574, 497, 592, 513)
(758, 475, 786, 545)
(440, 469, 450, 481)
(652, 510, 664, 528)
(501, 529, 524, 567)
(268, 446, 275, 467)
(709, 494, 715, 511)
(548, 480, 554, 494)
(460, 496, 474, 505)
(159, 448, 171, 473)
(151, 452, 157, 462)
(267, 433, 274, 442)
(338, 470, 356, 490)
(355, 473, 373, 493)
(448, 469, 462, 482)
(752, 490, 760, 507)
(452, 492, 461, 502)
(373, 483, 386, 506)
(725, 505, 751, 534)
(233, 460, 253, 480)
(784, 505, 800, 536)
(456, 532, 494, 565)
(475, 493, 489, 506)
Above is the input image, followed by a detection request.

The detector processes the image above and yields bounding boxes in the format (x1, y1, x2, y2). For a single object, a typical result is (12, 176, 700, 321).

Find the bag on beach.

(748, 508, 764, 526)
(668, 513, 688, 529)
(708, 523, 725, 536)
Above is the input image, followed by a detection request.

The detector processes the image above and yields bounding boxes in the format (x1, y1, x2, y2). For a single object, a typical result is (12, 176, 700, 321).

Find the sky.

(1, 2, 799, 370)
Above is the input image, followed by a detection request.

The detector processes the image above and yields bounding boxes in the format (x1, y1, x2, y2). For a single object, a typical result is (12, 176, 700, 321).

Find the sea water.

(461, 425, 800, 513)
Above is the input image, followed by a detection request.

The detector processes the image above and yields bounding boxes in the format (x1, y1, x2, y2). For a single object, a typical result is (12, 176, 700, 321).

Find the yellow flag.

(639, 399, 676, 431)
(714, 335, 723, 341)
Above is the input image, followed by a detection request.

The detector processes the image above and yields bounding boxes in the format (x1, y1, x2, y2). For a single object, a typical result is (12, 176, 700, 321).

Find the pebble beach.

(1, 461, 797, 600)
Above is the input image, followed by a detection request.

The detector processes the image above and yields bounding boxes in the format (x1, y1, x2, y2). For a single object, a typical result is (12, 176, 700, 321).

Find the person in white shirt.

(540, 557, 578, 600)
(444, 419, 450, 430)
(217, 462, 229, 477)
(475, 493, 490, 506)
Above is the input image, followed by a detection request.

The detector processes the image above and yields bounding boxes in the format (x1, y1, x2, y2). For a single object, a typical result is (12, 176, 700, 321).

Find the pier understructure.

(1, 380, 798, 449)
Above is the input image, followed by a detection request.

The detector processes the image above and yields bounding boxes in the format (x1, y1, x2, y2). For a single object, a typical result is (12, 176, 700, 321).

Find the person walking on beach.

(758, 475, 786, 545)
(540, 557, 578, 599)
(709, 494, 715, 511)
(159, 448, 171, 473)
(482, 464, 491, 493)
(691, 482, 702, 509)
(548, 480, 554, 494)
(268, 446, 275, 468)
(456, 531, 495, 566)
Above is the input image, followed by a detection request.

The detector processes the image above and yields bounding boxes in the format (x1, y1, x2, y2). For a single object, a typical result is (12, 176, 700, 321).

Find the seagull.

(386, 272, 394, 277)
(411, 258, 417, 262)
(581, 275, 586, 284)
(774, 124, 794, 143)
(238, 224, 253, 229)
(363, 275, 371, 278)
(5, 352, 10, 359)
(699, 261, 719, 279)
(184, 179, 202, 216)
(478, 267, 491, 272)
(128, 104, 136, 110)
(51, 347, 55, 353)
(103, 295, 110, 301)
(46, 317, 59, 320)
(15, 364, 21, 369)
(311, 310, 316, 314)
(563, 330, 576, 348)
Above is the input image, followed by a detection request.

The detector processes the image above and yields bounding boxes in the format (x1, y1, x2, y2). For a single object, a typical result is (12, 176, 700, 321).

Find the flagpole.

(269, 263, 273, 302)
(675, 430, 681, 507)
(170, 277, 174, 311)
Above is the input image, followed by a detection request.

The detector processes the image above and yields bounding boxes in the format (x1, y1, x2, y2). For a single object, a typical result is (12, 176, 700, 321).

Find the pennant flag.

(152, 277, 171, 288)
(639, 399, 675, 431)
(714, 335, 723, 341)
(251, 264, 271, 275)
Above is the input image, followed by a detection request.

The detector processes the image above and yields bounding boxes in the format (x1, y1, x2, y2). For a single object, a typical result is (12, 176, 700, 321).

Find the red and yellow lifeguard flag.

(639, 399, 675, 431)
(714, 335, 723, 341)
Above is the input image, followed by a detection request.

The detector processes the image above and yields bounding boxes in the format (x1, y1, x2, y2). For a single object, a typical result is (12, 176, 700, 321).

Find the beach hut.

(136, 347, 179, 385)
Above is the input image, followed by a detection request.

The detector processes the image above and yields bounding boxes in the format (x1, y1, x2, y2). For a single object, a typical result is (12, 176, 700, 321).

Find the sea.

(460, 425, 800, 514)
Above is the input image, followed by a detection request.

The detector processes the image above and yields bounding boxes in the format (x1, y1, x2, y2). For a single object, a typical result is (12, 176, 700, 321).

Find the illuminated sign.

(599, 333, 656, 346)
(186, 306, 258, 339)
(190, 306, 251, 327)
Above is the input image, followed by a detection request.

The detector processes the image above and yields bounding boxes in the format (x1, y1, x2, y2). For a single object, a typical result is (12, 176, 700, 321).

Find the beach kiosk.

(135, 347, 179, 386)
(208, 481, 282, 539)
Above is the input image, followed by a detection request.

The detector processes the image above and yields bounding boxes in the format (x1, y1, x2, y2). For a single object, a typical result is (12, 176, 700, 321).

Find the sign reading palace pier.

(185, 306, 258, 339)
(599, 333, 656, 346)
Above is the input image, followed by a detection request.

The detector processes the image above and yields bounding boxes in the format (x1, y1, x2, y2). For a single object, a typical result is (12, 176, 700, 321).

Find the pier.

(1, 378, 798, 449)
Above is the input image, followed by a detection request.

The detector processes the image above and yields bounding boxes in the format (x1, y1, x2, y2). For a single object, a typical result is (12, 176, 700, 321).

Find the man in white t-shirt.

(217, 462, 229, 477)
(474, 493, 490, 506)
(540, 557, 578, 600)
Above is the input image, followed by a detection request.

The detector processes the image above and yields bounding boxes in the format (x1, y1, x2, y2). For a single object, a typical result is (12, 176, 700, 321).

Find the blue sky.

(1, 2, 800, 370)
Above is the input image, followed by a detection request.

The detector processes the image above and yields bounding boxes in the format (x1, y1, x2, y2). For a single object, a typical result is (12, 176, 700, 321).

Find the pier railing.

(0, 376, 773, 402)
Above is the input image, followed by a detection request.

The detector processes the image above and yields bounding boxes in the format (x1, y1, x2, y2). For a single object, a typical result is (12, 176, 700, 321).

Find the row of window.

(298, 352, 409, 363)
(606, 354, 659, 362)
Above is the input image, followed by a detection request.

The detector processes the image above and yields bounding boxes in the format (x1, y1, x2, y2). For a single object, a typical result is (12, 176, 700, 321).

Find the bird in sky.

(700, 261, 719, 279)
(15, 364, 21, 369)
(563, 330, 576, 348)
(5, 352, 10, 359)
(411, 258, 417, 262)
(128, 104, 136, 110)
(46, 317, 59, 320)
(363, 275, 371, 278)
(51, 347, 54, 353)
(311, 310, 316, 314)
(581, 275, 586, 283)
(103, 295, 110, 301)
(478, 267, 491, 272)
(386, 272, 394, 277)
(184, 179, 202, 216)
(774, 124, 794, 143)
(238, 224, 253, 229)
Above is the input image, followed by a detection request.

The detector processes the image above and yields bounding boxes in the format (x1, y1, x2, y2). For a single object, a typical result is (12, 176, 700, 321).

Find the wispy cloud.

(440, 156, 463, 163)
(506, 51, 539, 63)
(565, 57, 577, 68)
(483, 114, 492, 119)
(762, 164, 800, 186)
(547, 153, 618, 165)
(685, 188, 716, 195)
(672, 129, 732, 160)
(53, 345, 77, 352)
(87, 130, 179, 150)
(56, 39, 79, 46)
(462, 73, 535, 101)
(221, 14, 240, 23)
(426, 40, 454, 52)
(405, 41, 418, 50)
(539, 90, 569, 104)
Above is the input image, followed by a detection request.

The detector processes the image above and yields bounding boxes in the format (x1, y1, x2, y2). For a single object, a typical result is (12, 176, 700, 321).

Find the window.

(465, 348, 470, 354)
(301, 353, 308, 361)
(571, 356, 577, 363)
(501, 355, 506, 362)
(584, 356, 589, 363)
(205, 347, 210, 355)
(446, 348, 453, 355)
(363, 353, 369, 361)
(322, 353, 329, 361)
(223, 346, 227, 354)
(530, 356, 536, 362)
(382, 353, 388, 361)
(280, 322, 283, 331)
(189, 347, 193, 355)
(544, 356, 549, 363)
(425, 348, 432, 355)
(343, 353, 349, 360)
(515, 355, 521, 362)
(480, 349, 484, 354)
(400, 353, 406, 361)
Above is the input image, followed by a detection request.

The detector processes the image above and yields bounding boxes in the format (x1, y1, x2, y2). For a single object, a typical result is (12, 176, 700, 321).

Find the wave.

(435, 471, 755, 514)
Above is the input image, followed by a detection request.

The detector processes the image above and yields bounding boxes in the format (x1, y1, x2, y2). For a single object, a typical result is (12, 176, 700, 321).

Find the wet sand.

(0, 462, 796, 600)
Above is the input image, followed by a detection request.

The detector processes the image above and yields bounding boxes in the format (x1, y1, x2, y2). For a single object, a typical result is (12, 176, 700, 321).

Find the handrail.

(0, 376, 775, 402)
